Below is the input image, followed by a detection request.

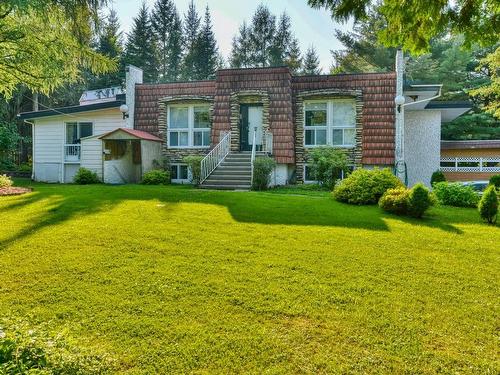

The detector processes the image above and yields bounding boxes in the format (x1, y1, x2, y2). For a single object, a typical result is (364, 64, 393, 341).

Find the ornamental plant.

(433, 182, 480, 208)
(252, 156, 276, 191)
(73, 168, 100, 185)
(379, 183, 435, 218)
(478, 185, 498, 224)
(407, 183, 435, 218)
(430, 170, 446, 186)
(489, 174, 500, 189)
(183, 155, 203, 186)
(142, 169, 170, 185)
(0, 174, 13, 188)
(308, 147, 349, 189)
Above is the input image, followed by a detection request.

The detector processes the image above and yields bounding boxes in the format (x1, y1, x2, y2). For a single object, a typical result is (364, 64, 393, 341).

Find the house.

(18, 52, 472, 188)
(440, 140, 500, 181)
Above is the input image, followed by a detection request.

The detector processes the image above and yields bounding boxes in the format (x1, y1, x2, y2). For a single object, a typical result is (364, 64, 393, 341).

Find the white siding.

(80, 137, 103, 179)
(404, 110, 441, 187)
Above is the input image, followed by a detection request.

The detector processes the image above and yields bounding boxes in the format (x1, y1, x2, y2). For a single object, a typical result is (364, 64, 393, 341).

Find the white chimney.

(125, 65, 143, 129)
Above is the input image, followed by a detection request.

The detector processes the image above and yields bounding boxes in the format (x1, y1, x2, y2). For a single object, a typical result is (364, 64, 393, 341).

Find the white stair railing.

(250, 127, 257, 187)
(264, 130, 273, 155)
(200, 131, 231, 184)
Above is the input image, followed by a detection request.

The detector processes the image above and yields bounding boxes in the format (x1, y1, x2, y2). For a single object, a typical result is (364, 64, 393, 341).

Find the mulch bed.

(0, 187, 32, 196)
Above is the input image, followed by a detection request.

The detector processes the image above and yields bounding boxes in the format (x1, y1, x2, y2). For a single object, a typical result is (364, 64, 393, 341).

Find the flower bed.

(0, 187, 32, 196)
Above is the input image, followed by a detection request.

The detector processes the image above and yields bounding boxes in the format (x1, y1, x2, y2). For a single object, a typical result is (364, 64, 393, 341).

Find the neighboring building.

(440, 140, 500, 181)
(18, 53, 472, 188)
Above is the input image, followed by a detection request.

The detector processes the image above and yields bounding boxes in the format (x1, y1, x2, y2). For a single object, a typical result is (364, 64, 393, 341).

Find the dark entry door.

(240, 104, 263, 151)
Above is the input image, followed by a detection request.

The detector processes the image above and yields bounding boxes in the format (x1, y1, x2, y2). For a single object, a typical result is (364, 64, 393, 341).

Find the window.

(168, 105, 211, 148)
(304, 100, 356, 147)
(170, 164, 189, 183)
(66, 122, 93, 144)
(304, 164, 354, 183)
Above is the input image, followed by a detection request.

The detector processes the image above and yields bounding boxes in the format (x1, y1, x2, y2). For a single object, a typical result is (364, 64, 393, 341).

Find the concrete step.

(203, 178, 251, 185)
(211, 170, 251, 177)
(200, 184, 251, 190)
(220, 161, 251, 167)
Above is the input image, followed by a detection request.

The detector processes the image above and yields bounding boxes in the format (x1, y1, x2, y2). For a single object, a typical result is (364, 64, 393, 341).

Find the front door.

(240, 104, 263, 151)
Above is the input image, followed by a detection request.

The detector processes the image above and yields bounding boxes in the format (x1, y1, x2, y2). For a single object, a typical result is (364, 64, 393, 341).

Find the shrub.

(0, 174, 13, 188)
(433, 182, 480, 207)
(379, 187, 409, 215)
(0, 320, 115, 374)
(489, 174, 500, 189)
(308, 147, 349, 189)
(142, 169, 170, 185)
(407, 183, 435, 218)
(73, 168, 100, 185)
(183, 155, 203, 186)
(478, 185, 498, 224)
(333, 168, 403, 205)
(430, 170, 446, 186)
(252, 156, 276, 191)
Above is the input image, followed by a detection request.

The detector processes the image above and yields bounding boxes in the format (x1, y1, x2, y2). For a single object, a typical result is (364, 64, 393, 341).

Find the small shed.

(97, 128, 163, 184)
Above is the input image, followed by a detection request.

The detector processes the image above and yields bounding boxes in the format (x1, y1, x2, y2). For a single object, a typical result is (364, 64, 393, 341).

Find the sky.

(112, 0, 353, 72)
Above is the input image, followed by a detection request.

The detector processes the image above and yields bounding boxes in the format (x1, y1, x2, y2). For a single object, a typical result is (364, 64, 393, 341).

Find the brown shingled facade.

(134, 67, 396, 174)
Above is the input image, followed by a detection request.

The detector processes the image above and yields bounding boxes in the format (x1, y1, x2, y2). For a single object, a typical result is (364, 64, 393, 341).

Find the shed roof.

(98, 128, 163, 142)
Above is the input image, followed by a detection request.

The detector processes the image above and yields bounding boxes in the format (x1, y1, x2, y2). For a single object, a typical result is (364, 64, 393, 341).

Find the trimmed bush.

(433, 182, 479, 207)
(489, 174, 500, 189)
(183, 155, 203, 186)
(478, 185, 498, 224)
(142, 169, 170, 185)
(407, 183, 434, 218)
(0, 174, 13, 188)
(308, 147, 349, 189)
(379, 187, 409, 215)
(333, 168, 404, 205)
(73, 168, 100, 185)
(430, 170, 446, 186)
(252, 156, 276, 191)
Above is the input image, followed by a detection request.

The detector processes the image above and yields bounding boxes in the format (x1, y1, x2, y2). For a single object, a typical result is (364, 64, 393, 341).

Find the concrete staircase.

(200, 152, 261, 190)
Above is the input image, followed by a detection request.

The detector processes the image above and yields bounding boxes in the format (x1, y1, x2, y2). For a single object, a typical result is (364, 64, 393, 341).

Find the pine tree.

(190, 6, 219, 80)
(285, 38, 302, 73)
(248, 5, 276, 67)
(270, 12, 292, 66)
(181, 0, 201, 79)
(124, 3, 158, 82)
(151, 0, 183, 81)
(230, 21, 252, 68)
(302, 45, 321, 75)
(92, 8, 124, 88)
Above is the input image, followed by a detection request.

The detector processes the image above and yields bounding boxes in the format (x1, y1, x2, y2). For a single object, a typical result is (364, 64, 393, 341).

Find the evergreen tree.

(230, 21, 252, 68)
(302, 45, 321, 75)
(151, 0, 183, 81)
(92, 8, 124, 88)
(181, 0, 201, 79)
(124, 2, 158, 82)
(248, 5, 276, 67)
(270, 12, 292, 66)
(190, 6, 219, 80)
(285, 38, 302, 73)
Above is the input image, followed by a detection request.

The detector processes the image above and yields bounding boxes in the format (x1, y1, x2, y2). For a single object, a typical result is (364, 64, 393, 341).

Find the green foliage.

(0, 122, 24, 170)
(433, 182, 480, 208)
(0, 2, 116, 98)
(142, 169, 170, 185)
(73, 168, 100, 185)
(442, 113, 500, 140)
(302, 46, 321, 75)
(0, 174, 13, 188)
(308, 147, 348, 189)
(407, 183, 435, 218)
(378, 187, 409, 215)
(252, 156, 276, 191)
(183, 155, 203, 185)
(478, 185, 498, 224)
(489, 175, 500, 189)
(430, 170, 446, 186)
(0, 320, 114, 374)
(470, 47, 500, 119)
(333, 168, 403, 205)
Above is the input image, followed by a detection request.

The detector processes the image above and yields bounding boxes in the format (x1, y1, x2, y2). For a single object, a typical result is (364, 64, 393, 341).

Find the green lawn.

(0, 180, 499, 374)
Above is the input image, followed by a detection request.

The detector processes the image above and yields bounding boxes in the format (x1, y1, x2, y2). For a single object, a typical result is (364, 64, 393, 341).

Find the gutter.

(403, 84, 443, 108)
(23, 119, 35, 180)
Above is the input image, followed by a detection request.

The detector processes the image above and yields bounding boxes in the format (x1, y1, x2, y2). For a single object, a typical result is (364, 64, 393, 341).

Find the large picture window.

(168, 104, 211, 148)
(304, 99, 356, 148)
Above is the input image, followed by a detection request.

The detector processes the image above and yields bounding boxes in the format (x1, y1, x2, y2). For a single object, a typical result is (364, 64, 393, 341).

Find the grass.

(1, 179, 499, 374)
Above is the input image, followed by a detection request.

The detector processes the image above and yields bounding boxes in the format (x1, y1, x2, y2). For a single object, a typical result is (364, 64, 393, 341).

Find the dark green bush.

(142, 169, 170, 185)
(378, 187, 409, 215)
(73, 168, 100, 185)
(333, 168, 404, 205)
(252, 156, 276, 191)
(407, 183, 435, 218)
(0, 320, 114, 374)
(433, 182, 479, 207)
(183, 155, 203, 186)
(489, 174, 500, 189)
(308, 147, 349, 189)
(430, 170, 446, 186)
(478, 185, 498, 224)
(0, 174, 13, 188)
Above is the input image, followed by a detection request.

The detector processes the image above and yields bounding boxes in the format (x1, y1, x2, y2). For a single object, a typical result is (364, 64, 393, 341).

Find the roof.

(425, 100, 473, 109)
(17, 98, 125, 120)
(98, 128, 163, 142)
(441, 140, 500, 150)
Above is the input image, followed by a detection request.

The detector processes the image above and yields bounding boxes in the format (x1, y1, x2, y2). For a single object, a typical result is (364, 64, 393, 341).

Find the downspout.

(394, 49, 406, 184)
(23, 119, 35, 180)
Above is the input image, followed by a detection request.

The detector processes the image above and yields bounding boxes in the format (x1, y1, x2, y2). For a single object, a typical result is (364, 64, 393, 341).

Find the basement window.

(170, 164, 189, 183)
